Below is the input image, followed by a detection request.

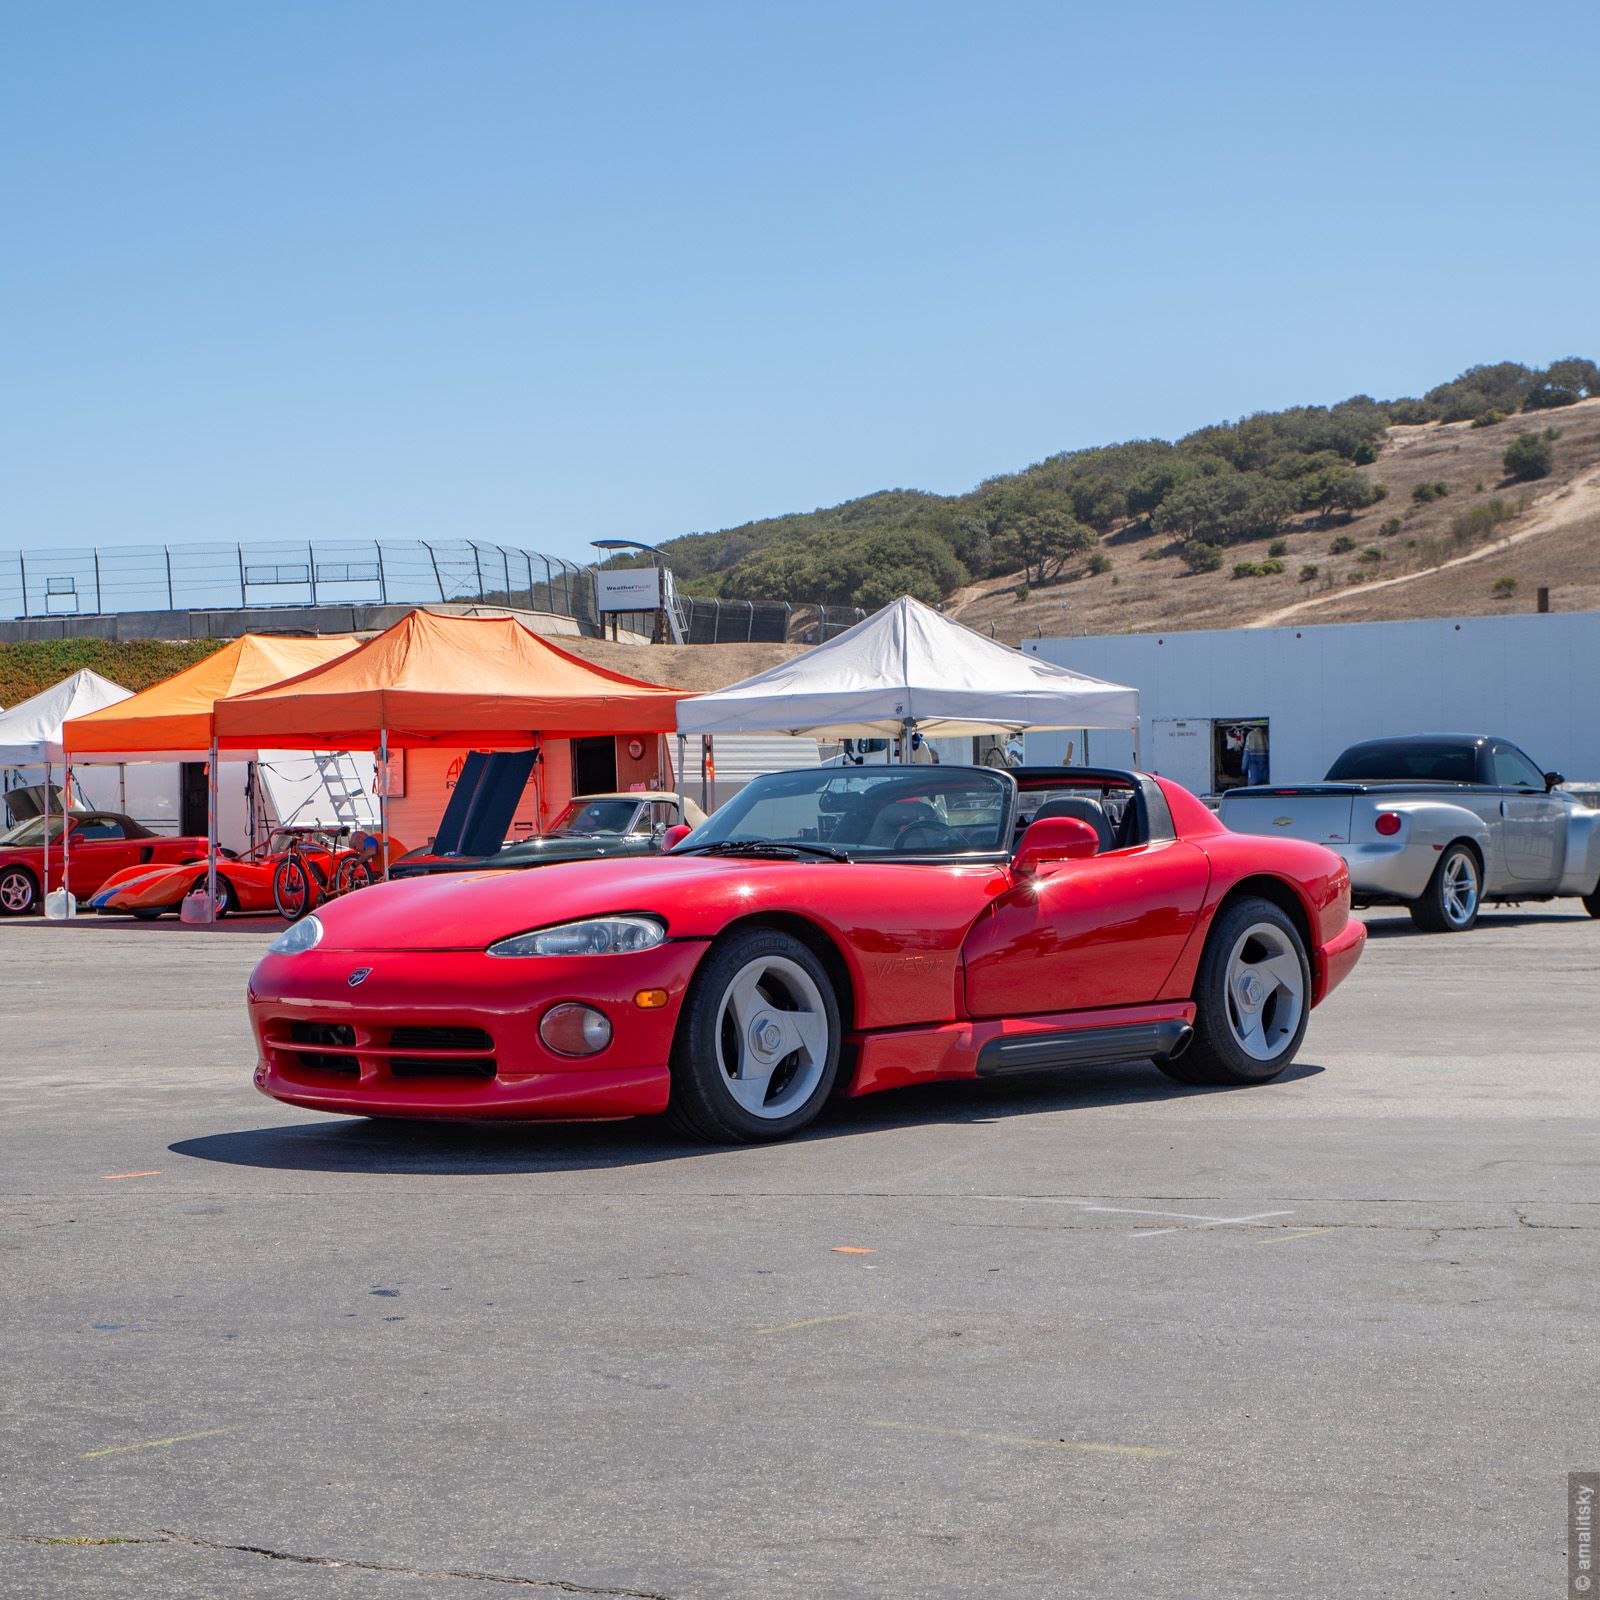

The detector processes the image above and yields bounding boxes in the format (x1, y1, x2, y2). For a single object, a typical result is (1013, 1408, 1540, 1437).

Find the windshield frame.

(674, 765, 1018, 863)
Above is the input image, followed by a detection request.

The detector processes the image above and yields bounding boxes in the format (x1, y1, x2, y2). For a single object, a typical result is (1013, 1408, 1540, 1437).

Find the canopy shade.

(675, 596, 1140, 738)
(213, 609, 690, 750)
(62, 634, 361, 759)
(0, 670, 132, 764)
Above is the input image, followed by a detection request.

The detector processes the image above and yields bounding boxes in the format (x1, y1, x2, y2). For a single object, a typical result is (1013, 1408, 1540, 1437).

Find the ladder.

(312, 751, 368, 833)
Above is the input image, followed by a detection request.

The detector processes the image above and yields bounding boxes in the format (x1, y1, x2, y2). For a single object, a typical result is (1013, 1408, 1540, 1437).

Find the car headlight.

(487, 915, 666, 958)
(268, 915, 324, 955)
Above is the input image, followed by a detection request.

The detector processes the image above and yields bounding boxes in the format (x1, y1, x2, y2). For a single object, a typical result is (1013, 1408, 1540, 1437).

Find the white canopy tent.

(676, 594, 1140, 741)
(0, 669, 134, 908)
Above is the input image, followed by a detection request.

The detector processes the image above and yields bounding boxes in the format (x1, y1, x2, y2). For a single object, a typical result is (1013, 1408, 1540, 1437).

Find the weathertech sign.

(595, 568, 662, 611)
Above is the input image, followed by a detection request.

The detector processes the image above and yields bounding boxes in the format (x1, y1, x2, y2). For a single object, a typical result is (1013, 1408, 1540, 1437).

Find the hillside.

(658, 357, 1600, 642)
(0, 637, 227, 708)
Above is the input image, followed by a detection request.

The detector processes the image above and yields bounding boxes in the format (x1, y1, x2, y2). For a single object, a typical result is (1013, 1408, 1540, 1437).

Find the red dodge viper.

(248, 765, 1366, 1143)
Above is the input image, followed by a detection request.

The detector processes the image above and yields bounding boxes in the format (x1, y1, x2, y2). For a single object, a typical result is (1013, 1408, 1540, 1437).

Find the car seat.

(1027, 797, 1114, 853)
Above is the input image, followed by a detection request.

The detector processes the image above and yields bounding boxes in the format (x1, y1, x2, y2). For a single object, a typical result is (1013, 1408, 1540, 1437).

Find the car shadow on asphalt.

(1360, 909, 1593, 938)
(167, 1059, 1326, 1176)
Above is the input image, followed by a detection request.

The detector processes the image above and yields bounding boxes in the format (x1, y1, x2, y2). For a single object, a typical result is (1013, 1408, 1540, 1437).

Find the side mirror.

(661, 824, 693, 852)
(1545, 772, 1565, 791)
(1013, 816, 1100, 877)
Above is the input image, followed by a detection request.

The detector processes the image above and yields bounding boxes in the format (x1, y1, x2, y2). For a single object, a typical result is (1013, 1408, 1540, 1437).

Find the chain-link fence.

(0, 539, 597, 629)
(677, 598, 865, 644)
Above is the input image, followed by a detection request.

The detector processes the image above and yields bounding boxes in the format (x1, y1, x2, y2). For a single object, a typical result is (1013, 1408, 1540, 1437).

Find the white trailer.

(1024, 610, 1600, 796)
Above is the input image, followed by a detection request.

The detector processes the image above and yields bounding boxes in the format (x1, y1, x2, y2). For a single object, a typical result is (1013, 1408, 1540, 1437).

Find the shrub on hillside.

(1085, 551, 1113, 576)
(1180, 540, 1224, 573)
(1361, 547, 1383, 563)
(1502, 432, 1554, 481)
(1330, 534, 1356, 554)
(1411, 481, 1449, 504)
(1492, 576, 1518, 598)
(1267, 538, 1288, 557)
(1232, 562, 1263, 579)
(1299, 563, 1319, 582)
(1379, 517, 1402, 535)
(1470, 409, 1507, 428)
(1450, 498, 1520, 546)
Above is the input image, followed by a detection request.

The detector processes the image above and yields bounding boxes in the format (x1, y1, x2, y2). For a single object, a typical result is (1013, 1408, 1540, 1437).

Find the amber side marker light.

(634, 989, 670, 1009)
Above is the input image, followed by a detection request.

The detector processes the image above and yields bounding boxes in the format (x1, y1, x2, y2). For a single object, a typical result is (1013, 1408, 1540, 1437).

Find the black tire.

(131, 908, 165, 922)
(1583, 881, 1600, 920)
(191, 874, 237, 918)
(1408, 842, 1481, 933)
(0, 865, 40, 916)
(273, 858, 315, 922)
(667, 927, 842, 1143)
(1158, 896, 1311, 1087)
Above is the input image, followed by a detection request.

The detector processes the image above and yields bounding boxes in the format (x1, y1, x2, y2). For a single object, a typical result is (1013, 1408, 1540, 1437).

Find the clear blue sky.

(4, 0, 1597, 562)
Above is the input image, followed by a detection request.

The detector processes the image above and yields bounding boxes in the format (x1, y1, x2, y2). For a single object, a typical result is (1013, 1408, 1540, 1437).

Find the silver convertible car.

(1220, 733, 1600, 932)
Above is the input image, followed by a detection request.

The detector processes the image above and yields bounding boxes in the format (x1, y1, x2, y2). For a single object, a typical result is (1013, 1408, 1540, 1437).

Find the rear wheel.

(272, 858, 316, 921)
(1583, 879, 1600, 919)
(334, 856, 372, 895)
(1409, 844, 1480, 933)
(1159, 897, 1310, 1086)
(190, 874, 236, 918)
(668, 928, 841, 1143)
(0, 867, 40, 915)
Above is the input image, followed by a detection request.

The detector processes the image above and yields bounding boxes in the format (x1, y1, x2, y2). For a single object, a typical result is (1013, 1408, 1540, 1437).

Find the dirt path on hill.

(1246, 467, 1600, 629)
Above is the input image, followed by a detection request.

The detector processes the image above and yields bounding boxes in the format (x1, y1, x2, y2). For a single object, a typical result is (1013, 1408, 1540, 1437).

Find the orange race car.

(87, 827, 406, 920)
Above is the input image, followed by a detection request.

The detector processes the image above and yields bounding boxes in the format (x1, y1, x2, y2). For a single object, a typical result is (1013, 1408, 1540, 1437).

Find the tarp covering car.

(212, 610, 691, 749)
(674, 595, 1140, 739)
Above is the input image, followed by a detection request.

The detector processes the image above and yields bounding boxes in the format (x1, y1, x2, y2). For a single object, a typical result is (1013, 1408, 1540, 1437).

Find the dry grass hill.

(951, 399, 1600, 643)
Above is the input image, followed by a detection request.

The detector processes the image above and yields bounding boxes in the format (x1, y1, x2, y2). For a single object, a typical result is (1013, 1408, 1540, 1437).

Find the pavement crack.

(5, 1531, 677, 1597)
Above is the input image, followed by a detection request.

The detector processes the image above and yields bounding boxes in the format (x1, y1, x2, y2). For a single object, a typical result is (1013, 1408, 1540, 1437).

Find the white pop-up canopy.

(676, 596, 1140, 739)
(0, 670, 132, 764)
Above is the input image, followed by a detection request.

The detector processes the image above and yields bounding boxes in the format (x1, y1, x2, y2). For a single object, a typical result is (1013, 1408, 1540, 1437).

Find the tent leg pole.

(379, 728, 390, 880)
(62, 762, 72, 916)
(675, 735, 687, 826)
(42, 760, 50, 908)
(207, 736, 219, 921)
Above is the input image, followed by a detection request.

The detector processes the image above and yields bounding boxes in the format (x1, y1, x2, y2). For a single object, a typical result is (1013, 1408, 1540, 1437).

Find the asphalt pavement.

(1, 903, 1596, 1599)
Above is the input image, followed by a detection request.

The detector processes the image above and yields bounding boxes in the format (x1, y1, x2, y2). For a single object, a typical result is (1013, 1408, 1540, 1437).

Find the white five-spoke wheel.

(0, 867, 40, 916)
(1410, 843, 1481, 933)
(715, 954, 830, 1119)
(1222, 921, 1306, 1062)
(670, 928, 842, 1142)
(1159, 896, 1312, 1087)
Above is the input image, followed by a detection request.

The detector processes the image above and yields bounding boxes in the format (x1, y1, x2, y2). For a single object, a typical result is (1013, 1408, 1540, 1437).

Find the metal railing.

(1, 539, 597, 627)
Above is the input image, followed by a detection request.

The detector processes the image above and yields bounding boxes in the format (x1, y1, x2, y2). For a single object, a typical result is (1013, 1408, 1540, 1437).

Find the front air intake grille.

(293, 1051, 359, 1075)
(388, 1025, 494, 1052)
(291, 1021, 356, 1047)
(388, 1057, 497, 1080)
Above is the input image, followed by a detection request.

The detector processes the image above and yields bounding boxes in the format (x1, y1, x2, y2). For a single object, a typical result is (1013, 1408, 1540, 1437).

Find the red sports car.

(248, 765, 1366, 1143)
(0, 810, 211, 916)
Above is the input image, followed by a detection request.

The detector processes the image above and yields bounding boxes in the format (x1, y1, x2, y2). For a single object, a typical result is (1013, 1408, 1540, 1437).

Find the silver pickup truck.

(1219, 734, 1600, 932)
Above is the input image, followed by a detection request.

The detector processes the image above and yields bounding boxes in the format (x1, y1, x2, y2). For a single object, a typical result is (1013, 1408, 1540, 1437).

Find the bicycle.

(271, 829, 377, 922)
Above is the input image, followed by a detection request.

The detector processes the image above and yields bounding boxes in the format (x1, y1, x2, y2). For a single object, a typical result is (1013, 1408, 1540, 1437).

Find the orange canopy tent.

(62, 633, 362, 760)
(55, 633, 363, 921)
(212, 610, 689, 750)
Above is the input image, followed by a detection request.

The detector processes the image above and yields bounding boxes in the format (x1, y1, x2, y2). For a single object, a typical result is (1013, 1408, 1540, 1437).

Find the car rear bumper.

(248, 941, 705, 1120)
(1313, 918, 1365, 1006)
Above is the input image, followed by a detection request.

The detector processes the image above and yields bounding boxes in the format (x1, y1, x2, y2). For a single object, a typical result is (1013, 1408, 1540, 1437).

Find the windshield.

(0, 815, 67, 846)
(553, 799, 641, 836)
(680, 767, 1013, 858)
(1325, 743, 1478, 783)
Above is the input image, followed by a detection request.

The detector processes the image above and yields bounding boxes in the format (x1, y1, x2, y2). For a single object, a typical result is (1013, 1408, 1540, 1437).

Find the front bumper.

(248, 940, 706, 1120)
(1313, 918, 1366, 1006)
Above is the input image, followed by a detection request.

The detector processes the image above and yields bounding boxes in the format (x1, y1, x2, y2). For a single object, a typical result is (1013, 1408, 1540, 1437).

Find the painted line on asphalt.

(757, 1313, 861, 1337)
(1130, 1211, 1296, 1238)
(82, 1427, 234, 1459)
(830, 1246, 875, 1254)
(1259, 1227, 1338, 1244)
(866, 1420, 1177, 1458)
(101, 1171, 162, 1181)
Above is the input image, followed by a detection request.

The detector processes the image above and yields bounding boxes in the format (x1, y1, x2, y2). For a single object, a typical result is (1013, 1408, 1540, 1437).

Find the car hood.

(305, 853, 831, 952)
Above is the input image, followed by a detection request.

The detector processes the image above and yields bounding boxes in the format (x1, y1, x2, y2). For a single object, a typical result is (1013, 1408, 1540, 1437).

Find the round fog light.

(540, 1003, 613, 1056)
